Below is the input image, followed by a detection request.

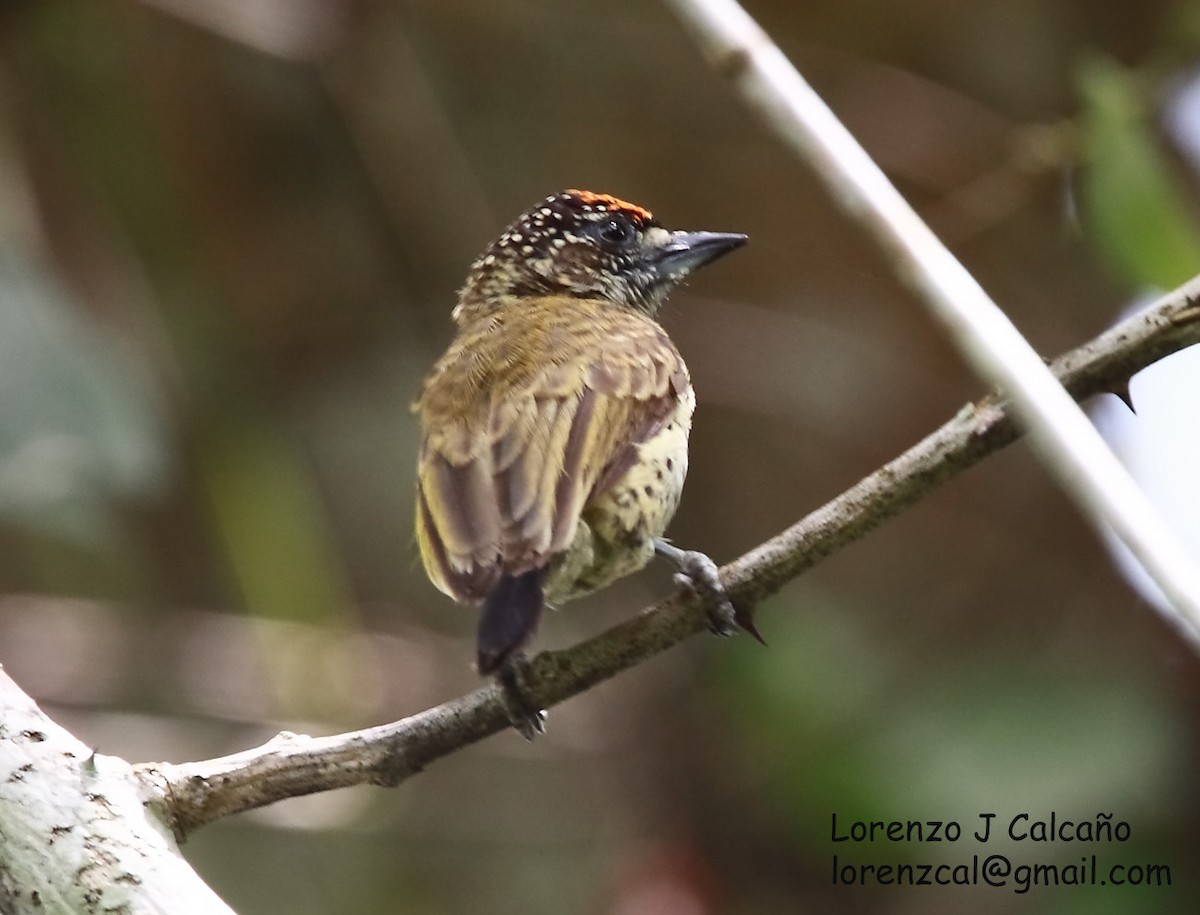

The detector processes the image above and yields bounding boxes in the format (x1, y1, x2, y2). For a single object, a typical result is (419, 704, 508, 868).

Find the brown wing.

(414, 298, 689, 604)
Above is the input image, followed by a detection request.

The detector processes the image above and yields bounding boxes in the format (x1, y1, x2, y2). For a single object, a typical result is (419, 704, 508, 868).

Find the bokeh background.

(2, 1, 1199, 912)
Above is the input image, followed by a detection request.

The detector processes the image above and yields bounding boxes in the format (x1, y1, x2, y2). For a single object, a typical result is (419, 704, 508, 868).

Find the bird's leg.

(653, 538, 739, 637)
(495, 653, 547, 740)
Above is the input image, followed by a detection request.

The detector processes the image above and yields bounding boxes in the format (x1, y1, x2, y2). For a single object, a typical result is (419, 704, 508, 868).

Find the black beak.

(653, 231, 748, 280)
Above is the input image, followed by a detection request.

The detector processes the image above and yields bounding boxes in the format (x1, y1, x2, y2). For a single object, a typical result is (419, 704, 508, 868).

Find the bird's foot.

(654, 539, 740, 637)
(495, 653, 547, 740)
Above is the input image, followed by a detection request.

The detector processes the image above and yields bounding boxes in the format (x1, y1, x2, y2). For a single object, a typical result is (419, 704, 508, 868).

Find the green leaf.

(1077, 54, 1200, 288)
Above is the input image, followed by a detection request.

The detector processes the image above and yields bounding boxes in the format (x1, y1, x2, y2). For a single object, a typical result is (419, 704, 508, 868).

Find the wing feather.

(414, 299, 688, 603)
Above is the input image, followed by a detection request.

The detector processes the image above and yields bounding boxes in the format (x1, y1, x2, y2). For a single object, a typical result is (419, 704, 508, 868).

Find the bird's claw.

(496, 654, 547, 740)
(655, 540, 739, 637)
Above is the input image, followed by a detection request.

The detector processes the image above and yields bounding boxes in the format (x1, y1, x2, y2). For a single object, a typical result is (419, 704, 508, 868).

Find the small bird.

(414, 190, 746, 728)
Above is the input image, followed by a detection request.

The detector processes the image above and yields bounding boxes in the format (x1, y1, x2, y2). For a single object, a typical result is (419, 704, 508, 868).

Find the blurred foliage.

(1077, 54, 1200, 287)
(1, 0, 1199, 914)
(0, 254, 167, 542)
(718, 594, 1187, 858)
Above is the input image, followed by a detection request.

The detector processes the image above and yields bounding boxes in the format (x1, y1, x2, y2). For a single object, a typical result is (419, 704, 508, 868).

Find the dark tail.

(477, 568, 546, 675)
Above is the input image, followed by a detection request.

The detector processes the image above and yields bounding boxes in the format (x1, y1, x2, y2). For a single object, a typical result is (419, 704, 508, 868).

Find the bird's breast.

(546, 385, 695, 602)
(594, 385, 695, 535)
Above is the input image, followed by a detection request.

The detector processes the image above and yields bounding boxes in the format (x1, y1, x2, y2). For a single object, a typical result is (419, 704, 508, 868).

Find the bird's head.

(454, 189, 746, 322)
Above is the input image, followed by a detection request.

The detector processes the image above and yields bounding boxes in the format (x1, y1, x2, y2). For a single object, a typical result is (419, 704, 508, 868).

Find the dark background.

(1, 1, 1197, 912)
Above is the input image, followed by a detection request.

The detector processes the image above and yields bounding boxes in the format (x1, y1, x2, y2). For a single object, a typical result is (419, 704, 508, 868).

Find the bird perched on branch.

(414, 189, 747, 733)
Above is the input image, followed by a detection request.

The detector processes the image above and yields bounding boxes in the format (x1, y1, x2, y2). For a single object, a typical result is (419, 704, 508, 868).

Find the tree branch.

(661, 0, 1200, 636)
(141, 279, 1200, 839)
(10, 6, 1199, 911)
(0, 668, 236, 914)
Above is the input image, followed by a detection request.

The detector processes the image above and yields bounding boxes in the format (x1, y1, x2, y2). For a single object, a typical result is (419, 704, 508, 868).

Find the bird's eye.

(597, 217, 635, 246)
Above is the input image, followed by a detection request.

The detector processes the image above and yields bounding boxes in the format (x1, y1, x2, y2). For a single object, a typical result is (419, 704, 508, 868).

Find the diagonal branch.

(142, 279, 1200, 839)
(661, 0, 1200, 635)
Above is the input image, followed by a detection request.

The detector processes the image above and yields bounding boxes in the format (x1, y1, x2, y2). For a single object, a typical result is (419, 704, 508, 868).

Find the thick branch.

(0, 668, 235, 914)
(143, 280, 1200, 838)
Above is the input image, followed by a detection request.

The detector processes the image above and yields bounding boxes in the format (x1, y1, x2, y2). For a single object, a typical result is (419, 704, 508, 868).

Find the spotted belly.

(546, 387, 695, 603)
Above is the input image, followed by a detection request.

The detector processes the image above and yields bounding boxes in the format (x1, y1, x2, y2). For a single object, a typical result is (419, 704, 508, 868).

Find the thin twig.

(661, 0, 1200, 640)
(142, 283, 1200, 837)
